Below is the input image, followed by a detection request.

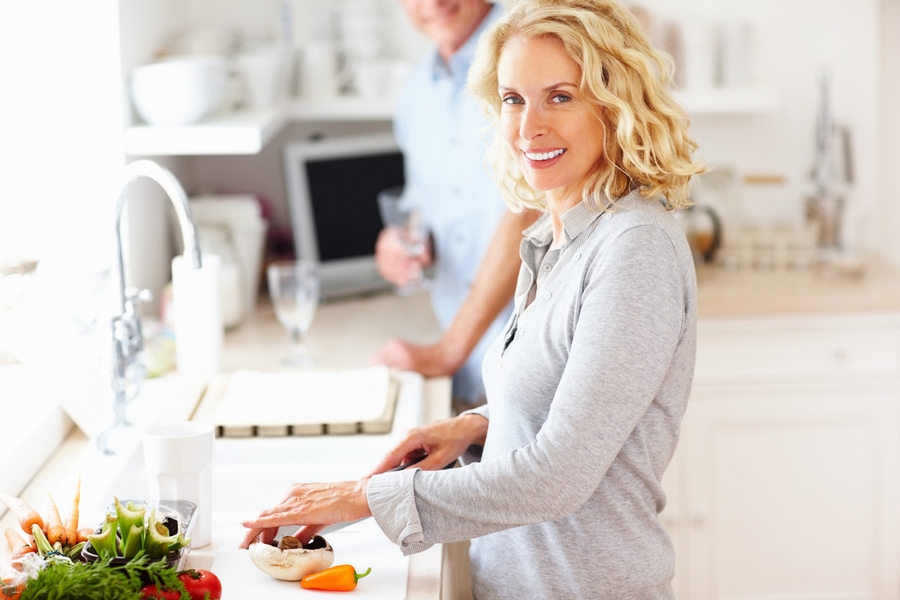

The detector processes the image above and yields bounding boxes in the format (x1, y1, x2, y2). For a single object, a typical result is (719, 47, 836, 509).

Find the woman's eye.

(550, 93, 572, 103)
(502, 95, 523, 105)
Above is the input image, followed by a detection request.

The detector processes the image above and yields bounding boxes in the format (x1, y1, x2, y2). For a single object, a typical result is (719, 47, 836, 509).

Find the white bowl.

(131, 56, 228, 126)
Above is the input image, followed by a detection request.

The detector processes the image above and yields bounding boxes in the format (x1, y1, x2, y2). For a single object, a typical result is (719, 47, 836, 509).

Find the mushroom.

(248, 535, 335, 581)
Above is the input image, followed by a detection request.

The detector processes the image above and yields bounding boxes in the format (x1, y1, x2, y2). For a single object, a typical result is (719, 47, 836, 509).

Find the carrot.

(0, 493, 44, 536)
(4, 528, 29, 554)
(64, 477, 81, 546)
(76, 527, 95, 544)
(4, 528, 34, 566)
(45, 494, 65, 546)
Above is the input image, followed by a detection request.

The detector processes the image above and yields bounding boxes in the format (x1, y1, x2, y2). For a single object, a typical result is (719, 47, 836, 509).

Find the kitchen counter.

(696, 257, 900, 318)
(7, 259, 900, 597)
(217, 290, 444, 374)
(0, 291, 463, 599)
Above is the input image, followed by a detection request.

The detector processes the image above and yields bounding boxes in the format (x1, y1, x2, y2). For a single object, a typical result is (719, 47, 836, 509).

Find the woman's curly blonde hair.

(468, 0, 705, 212)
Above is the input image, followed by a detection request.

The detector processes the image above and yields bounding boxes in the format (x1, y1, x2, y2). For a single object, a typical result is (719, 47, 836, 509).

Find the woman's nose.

(519, 104, 547, 140)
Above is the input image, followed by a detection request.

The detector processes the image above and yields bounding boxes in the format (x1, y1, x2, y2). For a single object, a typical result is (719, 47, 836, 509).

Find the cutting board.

(187, 372, 429, 597)
(212, 366, 399, 437)
(203, 513, 410, 598)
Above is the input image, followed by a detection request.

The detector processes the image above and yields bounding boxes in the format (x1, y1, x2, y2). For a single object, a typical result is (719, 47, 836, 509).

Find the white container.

(130, 56, 228, 126)
(717, 20, 753, 87)
(300, 42, 343, 99)
(172, 254, 223, 380)
(196, 226, 245, 329)
(190, 196, 267, 315)
(678, 19, 716, 91)
(352, 58, 392, 98)
(142, 421, 214, 548)
(235, 46, 293, 108)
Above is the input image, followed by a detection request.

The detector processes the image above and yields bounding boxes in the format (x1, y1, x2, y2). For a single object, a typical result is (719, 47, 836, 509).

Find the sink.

(101, 371, 425, 516)
(85, 371, 427, 598)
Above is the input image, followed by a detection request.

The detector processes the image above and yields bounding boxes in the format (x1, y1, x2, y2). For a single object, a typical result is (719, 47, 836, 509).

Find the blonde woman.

(242, 1, 704, 597)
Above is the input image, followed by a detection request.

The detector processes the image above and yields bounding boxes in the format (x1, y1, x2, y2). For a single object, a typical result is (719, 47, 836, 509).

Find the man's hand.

(370, 337, 467, 377)
(375, 227, 433, 287)
(372, 210, 537, 378)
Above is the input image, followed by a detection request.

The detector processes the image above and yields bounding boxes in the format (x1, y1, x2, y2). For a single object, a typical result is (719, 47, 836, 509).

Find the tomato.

(177, 570, 222, 600)
(139, 584, 181, 600)
(0, 578, 24, 600)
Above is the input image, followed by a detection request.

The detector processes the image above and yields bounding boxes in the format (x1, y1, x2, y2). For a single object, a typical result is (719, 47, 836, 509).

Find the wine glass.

(267, 260, 320, 367)
(377, 186, 429, 296)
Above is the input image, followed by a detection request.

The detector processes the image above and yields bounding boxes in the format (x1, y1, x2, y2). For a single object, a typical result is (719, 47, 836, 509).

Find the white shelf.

(124, 87, 779, 156)
(676, 86, 780, 115)
(124, 97, 397, 157)
(288, 97, 398, 121)
(124, 107, 288, 156)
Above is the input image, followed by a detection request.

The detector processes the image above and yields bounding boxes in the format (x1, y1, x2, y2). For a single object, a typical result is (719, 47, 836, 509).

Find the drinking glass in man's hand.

(377, 186, 430, 296)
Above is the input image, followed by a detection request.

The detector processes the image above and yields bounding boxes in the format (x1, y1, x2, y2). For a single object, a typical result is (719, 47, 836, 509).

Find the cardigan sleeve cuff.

(367, 468, 433, 556)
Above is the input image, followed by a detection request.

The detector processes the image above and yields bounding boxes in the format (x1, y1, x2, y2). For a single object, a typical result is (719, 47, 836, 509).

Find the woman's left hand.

(239, 479, 371, 549)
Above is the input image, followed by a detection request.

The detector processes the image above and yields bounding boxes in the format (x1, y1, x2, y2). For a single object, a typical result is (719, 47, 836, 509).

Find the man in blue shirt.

(371, 0, 536, 408)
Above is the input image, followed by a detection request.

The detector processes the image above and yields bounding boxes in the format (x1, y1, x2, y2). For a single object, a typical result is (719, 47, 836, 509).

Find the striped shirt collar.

(523, 197, 611, 248)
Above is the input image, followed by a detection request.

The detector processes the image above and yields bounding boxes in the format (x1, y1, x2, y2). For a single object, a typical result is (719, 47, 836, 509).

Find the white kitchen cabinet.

(663, 313, 900, 600)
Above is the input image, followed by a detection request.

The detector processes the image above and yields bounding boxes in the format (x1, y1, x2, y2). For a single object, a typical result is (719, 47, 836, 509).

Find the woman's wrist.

(455, 412, 489, 447)
(353, 478, 372, 519)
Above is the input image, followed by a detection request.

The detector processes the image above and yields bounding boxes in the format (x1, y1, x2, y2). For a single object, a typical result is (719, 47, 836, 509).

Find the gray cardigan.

(368, 192, 698, 599)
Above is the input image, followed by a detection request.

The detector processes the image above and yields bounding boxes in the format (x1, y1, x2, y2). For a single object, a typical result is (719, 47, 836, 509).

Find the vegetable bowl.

(81, 499, 195, 568)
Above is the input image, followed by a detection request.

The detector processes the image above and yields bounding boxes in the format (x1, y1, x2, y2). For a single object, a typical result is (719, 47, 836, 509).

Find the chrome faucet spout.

(98, 160, 202, 455)
(113, 160, 202, 314)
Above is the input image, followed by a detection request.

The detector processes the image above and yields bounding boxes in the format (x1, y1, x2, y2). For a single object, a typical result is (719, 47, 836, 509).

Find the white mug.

(236, 46, 293, 108)
(678, 19, 716, 91)
(300, 42, 343, 100)
(352, 58, 390, 98)
(143, 421, 215, 548)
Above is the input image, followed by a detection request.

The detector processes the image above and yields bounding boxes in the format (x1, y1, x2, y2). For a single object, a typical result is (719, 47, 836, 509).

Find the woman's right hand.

(367, 414, 489, 477)
(374, 227, 433, 287)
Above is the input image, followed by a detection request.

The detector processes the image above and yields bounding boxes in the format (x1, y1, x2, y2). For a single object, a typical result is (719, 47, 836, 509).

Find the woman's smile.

(523, 148, 567, 165)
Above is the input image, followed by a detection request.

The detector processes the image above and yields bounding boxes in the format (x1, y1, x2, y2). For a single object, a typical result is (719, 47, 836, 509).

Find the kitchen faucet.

(96, 160, 202, 455)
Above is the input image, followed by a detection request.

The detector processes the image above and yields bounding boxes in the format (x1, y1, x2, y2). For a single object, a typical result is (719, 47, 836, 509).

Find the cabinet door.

(660, 440, 689, 599)
(683, 381, 900, 600)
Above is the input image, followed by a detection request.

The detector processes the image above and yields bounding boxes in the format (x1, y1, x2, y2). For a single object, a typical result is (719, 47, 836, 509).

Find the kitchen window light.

(0, 364, 74, 498)
(0, 0, 126, 503)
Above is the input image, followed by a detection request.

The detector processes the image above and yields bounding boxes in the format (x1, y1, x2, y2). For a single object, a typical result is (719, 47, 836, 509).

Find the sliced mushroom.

(248, 535, 335, 581)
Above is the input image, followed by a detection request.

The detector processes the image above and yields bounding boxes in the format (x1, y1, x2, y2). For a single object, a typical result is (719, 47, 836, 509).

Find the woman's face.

(497, 35, 605, 208)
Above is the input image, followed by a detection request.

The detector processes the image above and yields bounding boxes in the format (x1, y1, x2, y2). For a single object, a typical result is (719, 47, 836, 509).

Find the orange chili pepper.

(300, 565, 372, 591)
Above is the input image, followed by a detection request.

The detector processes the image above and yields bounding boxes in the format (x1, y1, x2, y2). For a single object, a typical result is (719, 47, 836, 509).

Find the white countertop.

(696, 257, 900, 319)
(0, 291, 460, 599)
